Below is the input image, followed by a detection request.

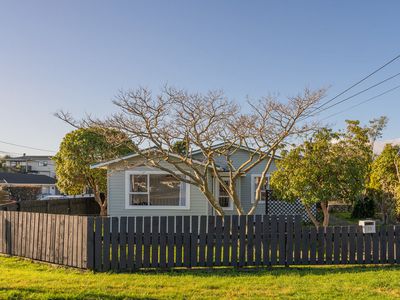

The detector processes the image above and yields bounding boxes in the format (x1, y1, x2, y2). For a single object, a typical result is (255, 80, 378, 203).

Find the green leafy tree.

(367, 116, 388, 150)
(369, 144, 400, 222)
(270, 121, 372, 227)
(54, 128, 132, 215)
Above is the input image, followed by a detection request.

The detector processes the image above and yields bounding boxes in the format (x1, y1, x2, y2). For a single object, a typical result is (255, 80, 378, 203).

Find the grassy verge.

(1, 255, 400, 299)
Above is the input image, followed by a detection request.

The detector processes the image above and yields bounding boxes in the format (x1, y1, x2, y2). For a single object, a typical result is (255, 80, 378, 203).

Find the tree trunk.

(93, 187, 107, 216)
(320, 201, 330, 227)
(202, 188, 225, 216)
(99, 203, 107, 216)
(304, 204, 320, 228)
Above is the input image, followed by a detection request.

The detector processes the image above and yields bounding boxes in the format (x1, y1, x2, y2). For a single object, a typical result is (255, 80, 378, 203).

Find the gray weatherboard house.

(91, 145, 313, 220)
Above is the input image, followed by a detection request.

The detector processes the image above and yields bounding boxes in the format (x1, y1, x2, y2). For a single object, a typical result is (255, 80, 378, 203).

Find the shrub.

(351, 196, 375, 219)
(5, 186, 41, 201)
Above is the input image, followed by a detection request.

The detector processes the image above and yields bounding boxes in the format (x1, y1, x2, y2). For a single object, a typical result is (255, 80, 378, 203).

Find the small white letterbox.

(358, 220, 376, 234)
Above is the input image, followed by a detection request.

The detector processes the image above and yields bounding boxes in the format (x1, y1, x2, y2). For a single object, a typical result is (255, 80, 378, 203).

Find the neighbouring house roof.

(5, 155, 53, 161)
(0, 172, 56, 186)
(90, 149, 221, 170)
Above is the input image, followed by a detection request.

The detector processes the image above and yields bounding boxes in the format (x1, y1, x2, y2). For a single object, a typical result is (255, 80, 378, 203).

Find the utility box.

(358, 220, 376, 234)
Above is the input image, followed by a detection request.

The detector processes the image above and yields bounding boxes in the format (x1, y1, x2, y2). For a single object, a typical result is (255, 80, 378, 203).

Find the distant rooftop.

(0, 172, 56, 185)
(5, 155, 53, 161)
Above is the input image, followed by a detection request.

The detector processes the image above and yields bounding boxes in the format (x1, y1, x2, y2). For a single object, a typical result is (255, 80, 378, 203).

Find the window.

(39, 161, 48, 167)
(126, 172, 189, 208)
(216, 178, 233, 210)
(251, 174, 270, 203)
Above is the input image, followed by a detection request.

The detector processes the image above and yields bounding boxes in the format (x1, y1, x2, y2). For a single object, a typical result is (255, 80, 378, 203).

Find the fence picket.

(309, 226, 317, 265)
(102, 217, 111, 271)
(160, 216, 167, 268)
(333, 227, 340, 264)
(348, 226, 356, 264)
(135, 217, 143, 269)
(301, 226, 309, 264)
(94, 217, 103, 271)
(207, 216, 215, 267)
(143, 217, 151, 268)
(270, 216, 278, 265)
(247, 215, 254, 266)
(167, 216, 174, 268)
(294, 215, 301, 264)
(255, 215, 262, 266)
(356, 227, 364, 264)
(176, 216, 183, 267)
(387, 226, 394, 264)
(395, 226, 400, 263)
(341, 227, 348, 264)
(191, 216, 198, 268)
(238, 215, 246, 267)
(183, 216, 191, 267)
(86, 217, 94, 270)
(262, 215, 270, 266)
(215, 216, 223, 266)
(317, 226, 324, 264)
(223, 215, 231, 266)
(231, 215, 239, 267)
(380, 225, 387, 264)
(127, 217, 135, 271)
(372, 229, 379, 264)
(198, 216, 207, 267)
(364, 232, 372, 264)
(120, 217, 128, 271)
(152, 216, 159, 268)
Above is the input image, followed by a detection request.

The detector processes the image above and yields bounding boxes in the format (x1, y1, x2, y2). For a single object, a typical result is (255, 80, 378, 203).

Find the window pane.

(219, 197, 230, 207)
(219, 180, 230, 208)
(129, 194, 149, 205)
(149, 174, 182, 206)
(254, 176, 268, 201)
(131, 175, 147, 192)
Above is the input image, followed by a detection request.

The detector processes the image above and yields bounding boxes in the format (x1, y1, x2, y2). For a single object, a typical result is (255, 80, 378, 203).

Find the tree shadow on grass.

(0, 287, 155, 300)
(135, 264, 400, 278)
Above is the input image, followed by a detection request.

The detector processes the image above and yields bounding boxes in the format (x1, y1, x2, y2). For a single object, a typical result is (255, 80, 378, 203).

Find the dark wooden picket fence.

(0, 211, 88, 268)
(87, 215, 400, 271)
(1, 211, 400, 271)
(0, 197, 100, 215)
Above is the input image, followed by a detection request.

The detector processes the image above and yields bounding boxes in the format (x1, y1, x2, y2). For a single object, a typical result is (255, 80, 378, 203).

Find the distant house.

(91, 145, 314, 221)
(4, 155, 56, 178)
(0, 172, 57, 201)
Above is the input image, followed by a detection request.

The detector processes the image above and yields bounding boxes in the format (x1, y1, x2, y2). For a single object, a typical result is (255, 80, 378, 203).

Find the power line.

(0, 140, 56, 153)
(321, 83, 400, 120)
(310, 53, 400, 114)
(310, 71, 400, 117)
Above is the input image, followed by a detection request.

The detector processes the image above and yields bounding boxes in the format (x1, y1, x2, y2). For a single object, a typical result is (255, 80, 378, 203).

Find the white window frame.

(125, 170, 190, 210)
(214, 177, 233, 211)
(250, 174, 271, 203)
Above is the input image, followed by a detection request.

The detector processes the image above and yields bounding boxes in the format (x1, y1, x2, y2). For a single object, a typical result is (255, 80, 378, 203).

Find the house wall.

(107, 160, 210, 217)
(194, 149, 278, 215)
(5, 159, 56, 177)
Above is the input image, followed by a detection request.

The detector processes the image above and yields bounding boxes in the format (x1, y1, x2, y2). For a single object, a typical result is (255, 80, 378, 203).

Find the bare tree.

(56, 86, 326, 215)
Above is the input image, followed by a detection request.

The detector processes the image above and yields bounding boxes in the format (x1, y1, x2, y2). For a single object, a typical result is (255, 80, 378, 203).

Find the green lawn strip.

(1, 256, 400, 299)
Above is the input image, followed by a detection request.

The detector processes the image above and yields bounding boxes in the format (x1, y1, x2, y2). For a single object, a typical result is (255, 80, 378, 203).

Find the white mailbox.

(358, 220, 376, 234)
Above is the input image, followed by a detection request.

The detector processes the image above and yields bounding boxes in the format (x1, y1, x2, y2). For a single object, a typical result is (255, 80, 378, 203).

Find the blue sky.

(1, 1, 399, 156)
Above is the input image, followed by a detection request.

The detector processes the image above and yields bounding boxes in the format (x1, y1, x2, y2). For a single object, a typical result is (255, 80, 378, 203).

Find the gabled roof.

(90, 149, 220, 170)
(0, 172, 56, 185)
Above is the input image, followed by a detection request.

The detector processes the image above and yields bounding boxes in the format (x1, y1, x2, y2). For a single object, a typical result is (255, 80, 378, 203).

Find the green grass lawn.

(1, 256, 400, 299)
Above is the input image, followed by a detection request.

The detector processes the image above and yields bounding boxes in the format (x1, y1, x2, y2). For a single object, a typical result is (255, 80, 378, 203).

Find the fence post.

(86, 217, 95, 270)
